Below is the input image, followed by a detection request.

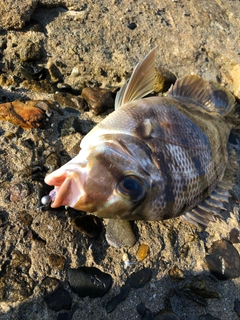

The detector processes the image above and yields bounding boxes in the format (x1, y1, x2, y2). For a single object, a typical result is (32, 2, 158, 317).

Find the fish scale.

(44, 48, 239, 226)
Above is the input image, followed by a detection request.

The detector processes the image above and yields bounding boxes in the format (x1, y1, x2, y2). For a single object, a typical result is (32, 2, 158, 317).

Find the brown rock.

(0, 100, 52, 129)
(81, 87, 114, 115)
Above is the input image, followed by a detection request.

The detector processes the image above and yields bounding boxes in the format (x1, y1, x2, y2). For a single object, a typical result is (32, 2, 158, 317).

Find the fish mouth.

(44, 165, 88, 209)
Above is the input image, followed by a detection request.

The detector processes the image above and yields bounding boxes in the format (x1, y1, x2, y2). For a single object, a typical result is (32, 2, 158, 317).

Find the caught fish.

(43, 48, 239, 225)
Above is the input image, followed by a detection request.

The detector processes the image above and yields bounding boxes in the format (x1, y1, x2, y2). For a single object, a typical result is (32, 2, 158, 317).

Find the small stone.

(137, 244, 149, 261)
(19, 212, 33, 227)
(67, 266, 112, 298)
(229, 228, 240, 243)
(154, 309, 180, 320)
(81, 87, 114, 115)
(45, 153, 61, 173)
(0, 100, 51, 129)
(53, 92, 86, 112)
(48, 62, 63, 83)
(127, 268, 152, 289)
(128, 22, 137, 30)
(106, 268, 152, 313)
(234, 299, 240, 317)
(44, 288, 72, 311)
(9, 183, 30, 201)
(106, 219, 136, 248)
(21, 79, 55, 94)
(48, 254, 66, 269)
(19, 40, 43, 62)
(154, 67, 177, 93)
(40, 277, 62, 295)
(169, 266, 185, 280)
(206, 239, 240, 280)
(198, 314, 221, 320)
(71, 215, 102, 239)
(20, 62, 46, 81)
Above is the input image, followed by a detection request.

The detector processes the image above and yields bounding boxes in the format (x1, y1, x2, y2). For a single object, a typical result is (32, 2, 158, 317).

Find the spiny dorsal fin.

(114, 47, 157, 109)
(168, 75, 235, 116)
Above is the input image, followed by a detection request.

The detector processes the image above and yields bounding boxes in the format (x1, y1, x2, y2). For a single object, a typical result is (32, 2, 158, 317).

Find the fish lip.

(45, 164, 88, 209)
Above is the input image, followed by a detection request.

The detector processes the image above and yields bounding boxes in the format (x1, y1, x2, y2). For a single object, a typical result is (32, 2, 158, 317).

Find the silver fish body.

(44, 48, 238, 225)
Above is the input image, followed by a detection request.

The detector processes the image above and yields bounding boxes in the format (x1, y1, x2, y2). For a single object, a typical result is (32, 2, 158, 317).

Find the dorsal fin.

(114, 47, 157, 109)
(168, 75, 235, 116)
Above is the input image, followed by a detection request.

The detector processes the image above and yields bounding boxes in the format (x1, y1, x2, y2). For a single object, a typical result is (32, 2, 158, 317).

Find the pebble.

(137, 244, 149, 261)
(0, 99, 51, 129)
(48, 254, 66, 269)
(154, 309, 180, 320)
(128, 22, 137, 30)
(53, 92, 86, 112)
(198, 314, 221, 320)
(229, 228, 240, 243)
(20, 62, 46, 80)
(81, 87, 114, 115)
(19, 40, 43, 62)
(44, 288, 72, 311)
(45, 153, 61, 173)
(106, 268, 152, 313)
(206, 239, 240, 280)
(9, 182, 30, 201)
(154, 67, 177, 93)
(234, 299, 240, 317)
(169, 266, 185, 280)
(0, 250, 33, 302)
(47, 62, 63, 83)
(105, 219, 136, 248)
(67, 266, 112, 298)
(71, 215, 102, 239)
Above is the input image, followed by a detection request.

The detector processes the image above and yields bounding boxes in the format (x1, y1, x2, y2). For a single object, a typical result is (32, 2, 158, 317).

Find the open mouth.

(44, 163, 88, 209)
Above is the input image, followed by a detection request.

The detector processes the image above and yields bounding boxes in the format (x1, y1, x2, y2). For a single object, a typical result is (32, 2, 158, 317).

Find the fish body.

(44, 49, 238, 225)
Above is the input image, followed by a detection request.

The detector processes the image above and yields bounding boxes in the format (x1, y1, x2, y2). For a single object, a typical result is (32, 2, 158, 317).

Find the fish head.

(44, 133, 162, 219)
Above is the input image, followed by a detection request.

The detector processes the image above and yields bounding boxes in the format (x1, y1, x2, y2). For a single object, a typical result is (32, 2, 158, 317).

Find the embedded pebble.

(48, 254, 66, 269)
(154, 67, 177, 93)
(169, 266, 185, 280)
(19, 40, 43, 62)
(20, 62, 46, 80)
(81, 87, 114, 115)
(137, 244, 149, 261)
(106, 268, 152, 313)
(229, 228, 240, 243)
(47, 62, 63, 83)
(53, 92, 86, 111)
(234, 298, 240, 317)
(67, 266, 112, 298)
(71, 215, 102, 239)
(44, 288, 72, 311)
(106, 219, 136, 248)
(206, 239, 240, 280)
(154, 309, 180, 320)
(198, 314, 221, 320)
(9, 182, 30, 201)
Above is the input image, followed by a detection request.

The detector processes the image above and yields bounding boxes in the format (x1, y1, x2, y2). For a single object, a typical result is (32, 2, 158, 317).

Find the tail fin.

(168, 75, 236, 117)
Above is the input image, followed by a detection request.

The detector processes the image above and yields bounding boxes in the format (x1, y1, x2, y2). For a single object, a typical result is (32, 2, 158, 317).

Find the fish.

(43, 48, 239, 226)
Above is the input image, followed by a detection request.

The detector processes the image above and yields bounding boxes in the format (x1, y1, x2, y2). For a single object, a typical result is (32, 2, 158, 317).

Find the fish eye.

(117, 175, 146, 202)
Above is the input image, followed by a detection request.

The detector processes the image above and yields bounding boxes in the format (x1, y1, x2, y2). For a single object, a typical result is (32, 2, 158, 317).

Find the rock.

(44, 153, 61, 173)
(19, 40, 43, 62)
(154, 309, 180, 320)
(48, 62, 63, 83)
(9, 182, 30, 201)
(105, 219, 136, 248)
(137, 244, 149, 261)
(169, 266, 185, 281)
(206, 239, 240, 280)
(0, 251, 33, 302)
(154, 67, 177, 93)
(128, 22, 137, 30)
(53, 92, 86, 112)
(234, 299, 240, 317)
(136, 302, 153, 320)
(40, 277, 62, 295)
(67, 266, 112, 298)
(198, 314, 221, 320)
(48, 254, 66, 269)
(71, 215, 103, 239)
(106, 268, 152, 313)
(81, 87, 114, 115)
(44, 288, 72, 311)
(229, 228, 240, 244)
(0, 100, 52, 129)
(20, 62, 46, 81)
(186, 275, 221, 299)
